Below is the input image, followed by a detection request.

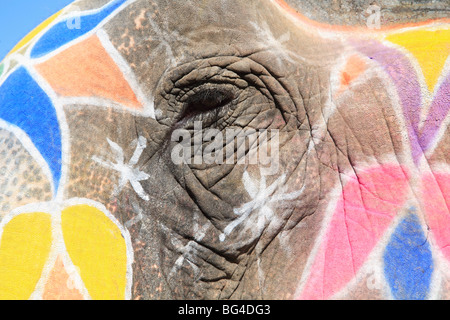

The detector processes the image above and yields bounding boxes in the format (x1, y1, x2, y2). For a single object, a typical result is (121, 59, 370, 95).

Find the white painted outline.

(356, 45, 420, 171)
(0, 58, 22, 89)
(24, 201, 92, 300)
(294, 157, 416, 299)
(270, 0, 450, 42)
(14, 59, 71, 203)
(379, 37, 441, 123)
(0, 202, 91, 300)
(332, 50, 418, 172)
(0, 58, 10, 82)
(36, 30, 156, 118)
(421, 53, 450, 159)
(295, 156, 450, 300)
(0, 119, 55, 196)
(63, 197, 134, 300)
(96, 29, 155, 118)
(60, 97, 148, 116)
(377, 37, 450, 170)
(0, 57, 70, 199)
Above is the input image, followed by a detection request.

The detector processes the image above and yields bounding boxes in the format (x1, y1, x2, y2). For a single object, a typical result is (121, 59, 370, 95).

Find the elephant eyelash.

(179, 88, 235, 121)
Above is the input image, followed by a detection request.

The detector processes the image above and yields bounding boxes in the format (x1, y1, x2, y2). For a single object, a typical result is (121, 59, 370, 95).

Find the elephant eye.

(180, 88, 234, 120)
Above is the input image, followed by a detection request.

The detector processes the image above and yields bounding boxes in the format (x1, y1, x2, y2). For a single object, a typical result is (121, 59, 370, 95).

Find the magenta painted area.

(354, 40, 424, 164)
(297, 164, 409, 300)
(420, 75, 450, 152)
(422, 172, 450, 259)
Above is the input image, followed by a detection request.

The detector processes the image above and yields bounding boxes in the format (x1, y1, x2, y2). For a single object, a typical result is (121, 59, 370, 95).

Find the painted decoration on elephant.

(294, 20, 450, 299)
(0, 0, 141, 300)
(0, 200, 133, 300)
(0, 0, 448, 300)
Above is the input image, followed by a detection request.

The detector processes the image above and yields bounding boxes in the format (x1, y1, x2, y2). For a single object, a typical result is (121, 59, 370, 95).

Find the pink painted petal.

(297, 164, 409, 299)
(422, 173, 450, 259)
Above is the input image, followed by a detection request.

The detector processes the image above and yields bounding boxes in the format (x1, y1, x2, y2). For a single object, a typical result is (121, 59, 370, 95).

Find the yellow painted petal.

(61, 205, 128, 300)
(7, 10, 63, 57)
(386, 29, 450, 92)
(0, 212, 52, 300)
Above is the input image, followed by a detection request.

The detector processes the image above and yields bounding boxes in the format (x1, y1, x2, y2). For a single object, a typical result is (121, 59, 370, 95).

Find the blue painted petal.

(0, 67, 61, 192)
(31, 0, 127, 58)
(383, 210, 433, 300)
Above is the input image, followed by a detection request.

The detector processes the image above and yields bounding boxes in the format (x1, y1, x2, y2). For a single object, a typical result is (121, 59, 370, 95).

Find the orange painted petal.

(43, 256, 84, 300)
(337, 54, 367, 94)
(35, 35, 142, 109)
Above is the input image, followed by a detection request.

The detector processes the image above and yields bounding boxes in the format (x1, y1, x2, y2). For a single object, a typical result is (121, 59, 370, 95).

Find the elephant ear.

(281, 0, 449, 26)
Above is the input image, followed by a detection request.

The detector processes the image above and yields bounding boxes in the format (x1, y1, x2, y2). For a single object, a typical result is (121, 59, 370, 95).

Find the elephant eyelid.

(180, 88, 235, 120)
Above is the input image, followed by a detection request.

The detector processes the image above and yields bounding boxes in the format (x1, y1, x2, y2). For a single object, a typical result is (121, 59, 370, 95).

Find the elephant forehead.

(102, 0, 338, 59)
(99, 0, 341, 105)
(284, 0, 450, 26)
(103, 0, 256, 42)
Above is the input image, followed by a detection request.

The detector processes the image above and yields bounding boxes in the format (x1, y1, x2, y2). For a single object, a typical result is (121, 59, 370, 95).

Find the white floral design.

(92, 136, 150, 201)
(167, 215, 210, 281)
(250, 21, 305, 67)
(219, 168, 305, 242)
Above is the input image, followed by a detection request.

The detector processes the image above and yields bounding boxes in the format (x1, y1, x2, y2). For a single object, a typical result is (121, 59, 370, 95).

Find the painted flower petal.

(422, 172, 450, 260)
(43, 256, 84, 300)
(383, 210, 433, 300)
(35, 35, 142, 110)
(419, 74, 450, 152)
(385, 29, 450, 93)
(61, 204, 129, 300)
(0, 67, 62, 192)
(0, 212, 52, 299)
(355, 35, 450, 164)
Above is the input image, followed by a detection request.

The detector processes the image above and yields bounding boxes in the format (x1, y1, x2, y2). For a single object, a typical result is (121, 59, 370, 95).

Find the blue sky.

(0, 0, 74, 60)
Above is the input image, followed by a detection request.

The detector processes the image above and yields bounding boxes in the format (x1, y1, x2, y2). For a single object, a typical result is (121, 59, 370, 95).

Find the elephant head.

(0, 0, 448, 300)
